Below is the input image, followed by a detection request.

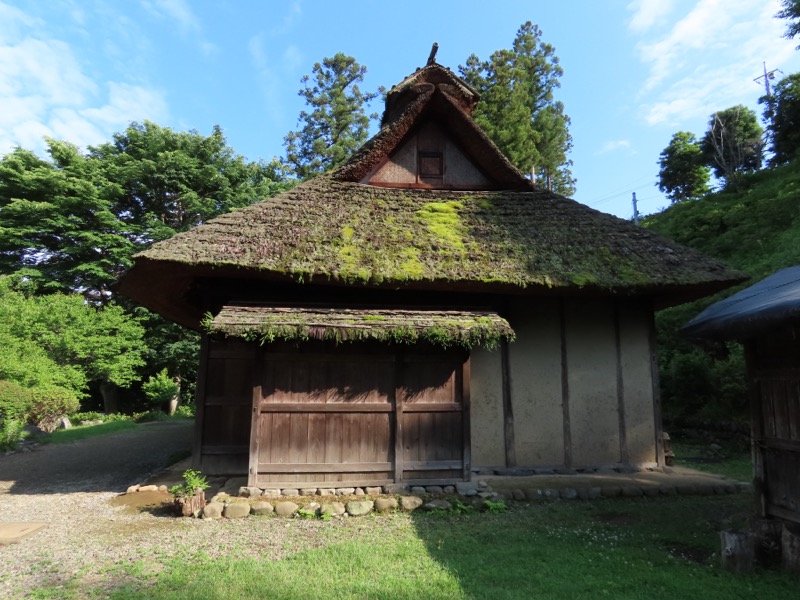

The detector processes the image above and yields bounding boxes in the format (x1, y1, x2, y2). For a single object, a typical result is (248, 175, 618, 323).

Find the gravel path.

(0, 420, 374, 599)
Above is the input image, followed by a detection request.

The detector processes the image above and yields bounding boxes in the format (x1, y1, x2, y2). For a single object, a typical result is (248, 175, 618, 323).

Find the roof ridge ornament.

(427, 42, 439, 66)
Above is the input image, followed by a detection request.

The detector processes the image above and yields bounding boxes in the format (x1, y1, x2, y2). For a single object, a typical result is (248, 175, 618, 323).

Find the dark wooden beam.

(393, 353, 404, 483)
(192, 335, 210, 470)
(248, 345, 262, 487)
(560, 299, 572, 468)
(501, 338, 516, 468)
(614, 303, 629, 464)
(648, 303, 665, 467)
(462, 356, 472, 481)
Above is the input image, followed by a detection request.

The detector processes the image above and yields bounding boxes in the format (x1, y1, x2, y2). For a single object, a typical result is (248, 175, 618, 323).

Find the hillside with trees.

(648, 0, 800, 425)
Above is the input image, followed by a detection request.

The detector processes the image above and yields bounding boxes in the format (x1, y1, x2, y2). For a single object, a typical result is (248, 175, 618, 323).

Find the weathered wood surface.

(237, 343, 468, 487)
(175, 491, 206, 517)
(749, 328, 800, 525)
(782, 523, 800, 576)
(720, 530, 755, 573)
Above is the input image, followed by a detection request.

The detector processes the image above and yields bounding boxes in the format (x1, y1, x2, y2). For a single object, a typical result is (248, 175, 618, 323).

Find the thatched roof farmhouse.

(120, 62, 742, 489)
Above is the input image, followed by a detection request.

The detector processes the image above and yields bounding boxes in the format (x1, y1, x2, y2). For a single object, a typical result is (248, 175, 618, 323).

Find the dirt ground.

(0, 420, 194, 496)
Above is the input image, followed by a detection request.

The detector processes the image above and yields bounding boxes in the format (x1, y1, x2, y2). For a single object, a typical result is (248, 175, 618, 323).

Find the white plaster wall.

(469, 347, 505, 466)
(507, 298, 564, 465)
(619, 302, 657, 464)
(566, 298, 621, 466)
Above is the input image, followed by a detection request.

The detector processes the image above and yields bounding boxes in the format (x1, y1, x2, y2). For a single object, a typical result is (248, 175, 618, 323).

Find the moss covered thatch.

(207, 305, 514, 350)
(134, 175, 740, 291)
(118, 62, 744, 329)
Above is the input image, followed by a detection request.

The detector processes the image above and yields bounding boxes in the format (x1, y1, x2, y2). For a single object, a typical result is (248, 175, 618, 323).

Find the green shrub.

(169, 469, 209, 498)
(173, 404, 195, 418)
(70, 411, 105, 423)
(0, 380, 34, 422)
(132, 410, 169, 423)
(0, 418, 27, 451)
(142, 369, 179, 407)
(29, 387, 80, 432)
(69, 411, 133, 424)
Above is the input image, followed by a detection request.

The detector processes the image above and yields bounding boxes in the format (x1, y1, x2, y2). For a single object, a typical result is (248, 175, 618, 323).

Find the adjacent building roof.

(682, 266, 800, 340)
(208, 304, 514, 349)
(118, 62, 744, 329)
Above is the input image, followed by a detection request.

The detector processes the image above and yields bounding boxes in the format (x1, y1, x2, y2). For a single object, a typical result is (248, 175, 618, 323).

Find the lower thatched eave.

(206, 304, 515, 350)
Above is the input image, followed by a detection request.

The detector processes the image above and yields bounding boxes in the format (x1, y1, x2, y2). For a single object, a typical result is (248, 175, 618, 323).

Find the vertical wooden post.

(393, 351, 404, 483)
(745, 342, 765, 517)
(647, 304, 665, 467)
(614, 303, 629, 464)
(501, 339, 516, 468)
(720, 530, 755, 573)
(560, 299, 572, 468)
(462, 356, 472, 481)
(247, 345, 262, 488)
(192, 335, 210, 471)
(782, 523, 800, 576)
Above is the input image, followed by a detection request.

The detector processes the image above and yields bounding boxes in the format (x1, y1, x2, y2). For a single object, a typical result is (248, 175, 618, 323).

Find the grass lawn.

(40, 420, 139, 444)
(672, 439, 753, 482)
(32, 430, 792, 599)
(75, 494, 791, 600)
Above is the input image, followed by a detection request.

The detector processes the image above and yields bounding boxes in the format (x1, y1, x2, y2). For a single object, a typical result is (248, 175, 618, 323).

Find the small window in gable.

(418, 152, 443, 179)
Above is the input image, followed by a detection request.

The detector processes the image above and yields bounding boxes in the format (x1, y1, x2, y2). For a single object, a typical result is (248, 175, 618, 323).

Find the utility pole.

(632, 192, 639, 225)
(755, 62, 782, 127)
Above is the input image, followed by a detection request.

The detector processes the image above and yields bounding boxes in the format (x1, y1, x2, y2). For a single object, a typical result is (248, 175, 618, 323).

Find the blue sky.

(1, 0, 799, 219)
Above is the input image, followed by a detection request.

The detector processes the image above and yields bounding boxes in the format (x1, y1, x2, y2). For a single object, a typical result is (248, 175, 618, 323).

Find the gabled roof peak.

(383, 62, 480, 126)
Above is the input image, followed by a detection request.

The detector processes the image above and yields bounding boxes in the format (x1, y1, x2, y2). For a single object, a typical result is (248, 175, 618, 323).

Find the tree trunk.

(174, 490, 206, 517)
(720, 530, 755, 573)
(99, 380, 119, 414)
(782, 523, 800, 576)
(168, 375, 181, 415)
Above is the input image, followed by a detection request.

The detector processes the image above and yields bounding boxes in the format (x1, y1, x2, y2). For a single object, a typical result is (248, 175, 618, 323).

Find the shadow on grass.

(406, 495, 793, 599)
(75, 495, 796, 600)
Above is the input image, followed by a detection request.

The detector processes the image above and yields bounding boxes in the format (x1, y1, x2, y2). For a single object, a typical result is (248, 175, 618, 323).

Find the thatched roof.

(208, 305, 514, 349)
(118, 62, 744, 329)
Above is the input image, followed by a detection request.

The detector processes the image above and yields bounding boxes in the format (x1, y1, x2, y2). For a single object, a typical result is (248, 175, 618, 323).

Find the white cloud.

(139, 0, 217, 55)
(598, 140, 632, 154)
(636, 0, 799, 126)
(272, 1, 302, 35)
(627, 0, 676, 33)
(0, 7, 168, 156)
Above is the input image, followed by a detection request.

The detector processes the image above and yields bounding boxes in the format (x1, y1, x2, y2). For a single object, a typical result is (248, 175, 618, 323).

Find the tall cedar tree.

(761, 72, 800, 164)
(700, 105, 763, 188)
(778, 0, 800, 47)
(658, 132, 710, 202)
(284, 53, 378, 180)
(459, 22, 575, 196)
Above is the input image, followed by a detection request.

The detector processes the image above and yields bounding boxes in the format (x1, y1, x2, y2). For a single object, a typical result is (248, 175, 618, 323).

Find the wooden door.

(397, 354, 467, 483)
(249, 346, 468, 488)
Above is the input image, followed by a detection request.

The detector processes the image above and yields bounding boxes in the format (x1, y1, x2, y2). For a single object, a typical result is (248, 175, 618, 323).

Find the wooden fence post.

(782, 523, 800, 576)
(720, 530, 755, 573)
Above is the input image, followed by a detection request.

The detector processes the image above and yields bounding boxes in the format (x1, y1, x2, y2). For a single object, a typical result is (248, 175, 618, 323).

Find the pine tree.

(459, 22, 575, 196)
(283, 53, 378, 179)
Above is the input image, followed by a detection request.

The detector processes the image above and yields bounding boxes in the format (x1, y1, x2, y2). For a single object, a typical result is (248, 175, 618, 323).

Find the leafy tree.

(0, 143, 134, 297)
(777, 0, 800, 47)
(658, 131, 710, 202)
(284, 53, 378, 179)
(761, 72, 800, 164)
(0, 277, 146, 413)
(459, 22, 575, 196)
(91, 121, 291, 245)
(700, 105, 763, 188)
(0, 122, 291, 411)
